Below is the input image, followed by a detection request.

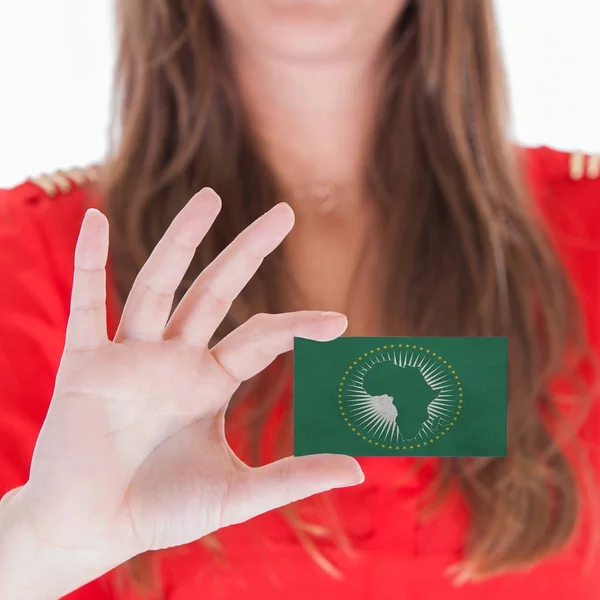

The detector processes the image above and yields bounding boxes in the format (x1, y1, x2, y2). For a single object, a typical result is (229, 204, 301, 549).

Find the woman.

(1, 0, 599, 598)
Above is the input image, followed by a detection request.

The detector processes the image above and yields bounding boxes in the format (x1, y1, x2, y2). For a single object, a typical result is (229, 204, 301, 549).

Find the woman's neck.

(230, 48, 383, 214)
(227, 46, 388, 335)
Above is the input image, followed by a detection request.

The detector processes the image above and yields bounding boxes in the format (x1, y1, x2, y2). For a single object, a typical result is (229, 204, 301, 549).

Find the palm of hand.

(28, 340, 237, 554)
(18, 190, 362, 566)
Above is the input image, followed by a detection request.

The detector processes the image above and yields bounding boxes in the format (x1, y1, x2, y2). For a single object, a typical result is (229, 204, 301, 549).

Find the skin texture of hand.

(11, 189, 364, 586)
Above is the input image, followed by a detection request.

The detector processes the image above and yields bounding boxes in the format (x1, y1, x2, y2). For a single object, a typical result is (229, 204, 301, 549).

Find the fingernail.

(333, 464, 365, 489)
(271, 202, 295, 223)
(82, 208, 102, 225)
(351, 466, 365, 485)
(193, 188, 222, 212)
(320, 311, 345, 318)
(334, 473, 365, 489)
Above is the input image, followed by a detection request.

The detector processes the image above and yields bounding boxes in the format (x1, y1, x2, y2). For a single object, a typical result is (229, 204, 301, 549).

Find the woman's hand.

(8, 189, 363, 593)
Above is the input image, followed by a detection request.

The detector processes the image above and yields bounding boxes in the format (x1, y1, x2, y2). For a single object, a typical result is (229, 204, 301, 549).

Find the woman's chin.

(211, 0, 406, 63)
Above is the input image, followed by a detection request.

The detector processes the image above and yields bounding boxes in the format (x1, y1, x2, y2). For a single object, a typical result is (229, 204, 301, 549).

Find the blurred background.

(0, 0, 598, 188)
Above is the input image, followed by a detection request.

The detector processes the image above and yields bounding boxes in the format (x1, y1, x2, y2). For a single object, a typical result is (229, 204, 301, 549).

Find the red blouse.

(1, 146, 599, 599)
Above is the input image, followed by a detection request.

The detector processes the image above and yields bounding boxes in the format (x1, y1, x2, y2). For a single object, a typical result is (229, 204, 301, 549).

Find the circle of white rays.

(344, 348, 459, 445)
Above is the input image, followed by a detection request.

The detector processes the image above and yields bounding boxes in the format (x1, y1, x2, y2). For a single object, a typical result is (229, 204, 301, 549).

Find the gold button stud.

(586, 154, 600, 180)
(569, 151, 585, 181)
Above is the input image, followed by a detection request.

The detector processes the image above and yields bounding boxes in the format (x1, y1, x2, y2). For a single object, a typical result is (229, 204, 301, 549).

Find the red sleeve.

(0, 184, 70, 497)
(0, 182, 117, 599)
(526, 147, 600, 538)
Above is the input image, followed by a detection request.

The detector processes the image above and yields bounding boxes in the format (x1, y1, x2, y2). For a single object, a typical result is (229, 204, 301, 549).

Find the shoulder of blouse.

(0, 164, 123, 336)
(0, 164, 102, 217)
(522, 145, 600, 211)
(0, 164, 103, 268)
(520, 146, 600, 280)
(0, 164, 108, 332)
(525, 146, 600, 350)
(0, 164, 102, 228)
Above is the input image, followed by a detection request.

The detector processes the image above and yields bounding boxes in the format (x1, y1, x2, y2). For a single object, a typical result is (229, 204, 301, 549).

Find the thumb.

(222, 454, 365, 527)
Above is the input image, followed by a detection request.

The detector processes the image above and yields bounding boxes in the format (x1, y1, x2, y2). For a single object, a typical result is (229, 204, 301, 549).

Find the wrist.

(0, 486, 120, 600)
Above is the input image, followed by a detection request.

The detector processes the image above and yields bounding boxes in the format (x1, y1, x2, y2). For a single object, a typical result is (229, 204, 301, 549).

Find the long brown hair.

(102, 0, 592, 596)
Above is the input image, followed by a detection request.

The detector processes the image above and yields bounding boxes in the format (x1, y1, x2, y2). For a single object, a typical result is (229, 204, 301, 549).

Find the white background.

(0, 0, 598, 188)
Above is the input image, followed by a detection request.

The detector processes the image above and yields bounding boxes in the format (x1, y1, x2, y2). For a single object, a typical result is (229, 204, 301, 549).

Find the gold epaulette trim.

(26, 165, 101, 197)
(569, 152, 600, 181)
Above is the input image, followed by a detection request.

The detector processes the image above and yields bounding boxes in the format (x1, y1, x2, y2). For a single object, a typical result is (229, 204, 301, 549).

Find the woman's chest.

(136, 469, 599, 600)
(280, 212, 388, 336)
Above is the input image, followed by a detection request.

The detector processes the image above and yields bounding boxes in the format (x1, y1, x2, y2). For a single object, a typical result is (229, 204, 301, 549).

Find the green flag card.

(293, 337, 507, 457)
